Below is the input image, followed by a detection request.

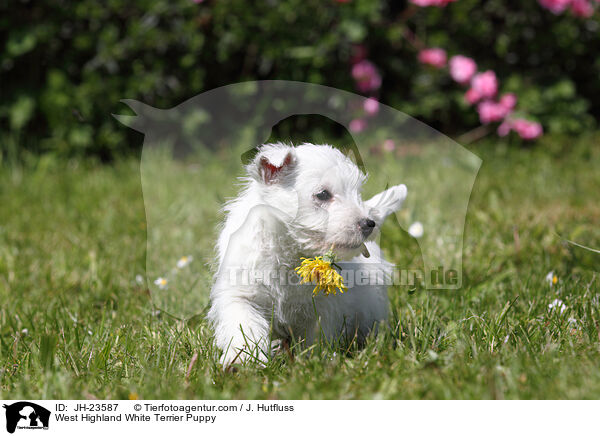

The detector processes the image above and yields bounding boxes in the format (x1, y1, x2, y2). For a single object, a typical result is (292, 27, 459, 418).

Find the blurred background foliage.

(1, 0, 599, 160)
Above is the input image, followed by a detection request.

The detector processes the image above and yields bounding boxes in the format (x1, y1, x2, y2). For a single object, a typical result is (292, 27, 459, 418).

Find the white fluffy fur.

(208, 143, 407, 366)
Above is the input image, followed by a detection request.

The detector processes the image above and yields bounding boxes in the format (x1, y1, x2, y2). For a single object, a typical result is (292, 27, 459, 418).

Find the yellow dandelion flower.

(295, 252, 347, 296)
(128, 392, 139, 400)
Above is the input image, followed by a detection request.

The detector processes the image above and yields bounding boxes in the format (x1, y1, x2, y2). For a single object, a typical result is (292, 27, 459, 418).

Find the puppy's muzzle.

(358, 218, 376, 237)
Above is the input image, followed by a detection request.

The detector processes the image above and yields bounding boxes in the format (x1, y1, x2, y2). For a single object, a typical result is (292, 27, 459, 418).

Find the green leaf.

(6, 32, 37, 57)
(9, 96, 35, 130)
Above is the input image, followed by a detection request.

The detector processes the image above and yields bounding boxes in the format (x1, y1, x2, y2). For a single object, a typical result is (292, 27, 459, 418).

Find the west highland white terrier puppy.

(208, 143, 407, 366)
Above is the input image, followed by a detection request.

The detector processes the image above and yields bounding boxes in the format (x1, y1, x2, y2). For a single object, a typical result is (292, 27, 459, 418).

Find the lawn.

(1, 137, 599, 400)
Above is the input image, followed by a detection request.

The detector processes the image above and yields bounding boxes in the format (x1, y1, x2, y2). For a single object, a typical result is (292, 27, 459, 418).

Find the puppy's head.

(248, 143, 375, 259)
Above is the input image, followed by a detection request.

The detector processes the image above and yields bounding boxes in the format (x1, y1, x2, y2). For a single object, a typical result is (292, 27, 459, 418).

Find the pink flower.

(499, 93, 517, 111)
(363, 98, 380, 116)
(464, 88, 482, 105)
(351, 60, 382, 93)
(497, 120, 513, 137)
(382, 139, 396, 152)
(571, 0, 594, 16)
(471, 71, 498, 99)
(349, 119, 367, 133)
(477, 101, 509, 124)
(538, 0, 572, 14)
(418, 48, 447, 68)
(512, 119, 543, 140)
(449, 55, 477, 85)
(411, 0, 457, 6)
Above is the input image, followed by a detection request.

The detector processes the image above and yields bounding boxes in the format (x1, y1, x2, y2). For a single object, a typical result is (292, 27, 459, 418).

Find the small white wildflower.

(135, 274, 144, 284)
(21, 328, 28, 336)
(548, 299, 567, 314)
(545, 271, 558, 286)
(567, 317, 581, 333)
(154, 277, 168, 290)
(67, 311, 78, 323)
(176, 255, 193, 269)
(88, 330, 93, 336)
(408, 221, 424, 238)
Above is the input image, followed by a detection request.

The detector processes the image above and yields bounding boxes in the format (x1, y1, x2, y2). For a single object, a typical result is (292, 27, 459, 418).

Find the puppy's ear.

(250, 147, 296, 185)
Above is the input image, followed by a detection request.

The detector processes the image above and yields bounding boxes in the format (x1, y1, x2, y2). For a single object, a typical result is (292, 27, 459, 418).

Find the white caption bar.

(0, 400, 596, 435)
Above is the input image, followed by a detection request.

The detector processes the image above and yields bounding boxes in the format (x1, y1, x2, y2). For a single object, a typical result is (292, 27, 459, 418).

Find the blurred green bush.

(1, 0, 598, 159)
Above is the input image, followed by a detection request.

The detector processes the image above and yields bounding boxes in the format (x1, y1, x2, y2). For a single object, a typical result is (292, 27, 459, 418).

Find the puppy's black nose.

(358, 218, 376, 236)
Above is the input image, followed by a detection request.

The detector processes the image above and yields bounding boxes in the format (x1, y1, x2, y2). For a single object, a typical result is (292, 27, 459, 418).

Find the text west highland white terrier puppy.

(208, 143, 407, 366)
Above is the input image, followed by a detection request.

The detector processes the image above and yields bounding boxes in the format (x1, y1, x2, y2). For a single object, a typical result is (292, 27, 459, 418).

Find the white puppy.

(208, 143, 407, 366)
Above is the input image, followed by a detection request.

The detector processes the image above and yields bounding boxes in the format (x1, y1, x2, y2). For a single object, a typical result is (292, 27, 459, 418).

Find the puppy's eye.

(315, 189, 332, 201)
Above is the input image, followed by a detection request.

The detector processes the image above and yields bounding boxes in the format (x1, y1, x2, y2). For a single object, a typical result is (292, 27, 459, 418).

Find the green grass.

(1, 139, 599, 399)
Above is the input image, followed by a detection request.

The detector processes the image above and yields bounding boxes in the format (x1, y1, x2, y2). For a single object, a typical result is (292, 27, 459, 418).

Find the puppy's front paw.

(220, 347, 244, 368)
(219, 343, 269, 370)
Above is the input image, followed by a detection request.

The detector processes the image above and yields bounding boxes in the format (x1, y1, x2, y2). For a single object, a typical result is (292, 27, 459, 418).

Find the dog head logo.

(115, 80, 481, 319)
(3, 402, 50, 434)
